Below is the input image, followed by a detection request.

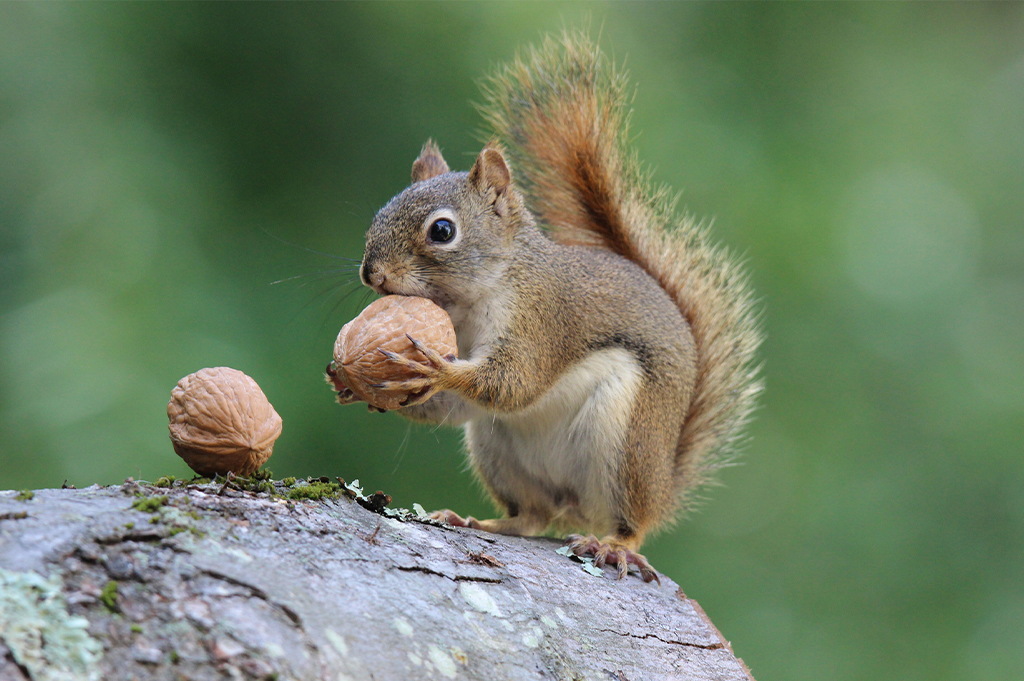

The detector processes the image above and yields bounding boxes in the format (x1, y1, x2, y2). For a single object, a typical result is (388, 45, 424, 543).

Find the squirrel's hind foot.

(564, 534, 661, 584)
(429, 509, 482, 529)
(431, 510, 550, 537)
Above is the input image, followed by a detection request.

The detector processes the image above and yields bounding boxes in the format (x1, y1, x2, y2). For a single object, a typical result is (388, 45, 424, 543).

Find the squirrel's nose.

(360, 260, 386, 289)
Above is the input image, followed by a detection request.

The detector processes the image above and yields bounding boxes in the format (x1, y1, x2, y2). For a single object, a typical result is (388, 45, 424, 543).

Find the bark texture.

(0, 481, 754, 681)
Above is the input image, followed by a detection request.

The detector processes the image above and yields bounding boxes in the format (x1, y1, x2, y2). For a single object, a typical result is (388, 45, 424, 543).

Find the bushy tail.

(480, 30, 763, 509)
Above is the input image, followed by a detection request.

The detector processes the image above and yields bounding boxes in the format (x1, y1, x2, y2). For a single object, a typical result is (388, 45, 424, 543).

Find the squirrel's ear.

(411, 140, 449, 183)
(469, 143, 517, 217)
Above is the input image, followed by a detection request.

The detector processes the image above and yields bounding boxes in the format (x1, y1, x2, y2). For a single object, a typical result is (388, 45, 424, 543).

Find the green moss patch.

(100, 580, 118, 612)
(286, 480, 341, 501)
(131, 496, 168, 513)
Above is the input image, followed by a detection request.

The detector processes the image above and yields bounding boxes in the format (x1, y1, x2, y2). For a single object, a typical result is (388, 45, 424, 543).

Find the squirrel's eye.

(428, 218, 456, 244)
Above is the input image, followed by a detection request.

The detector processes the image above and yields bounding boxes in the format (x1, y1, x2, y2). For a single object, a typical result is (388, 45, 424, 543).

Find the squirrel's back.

(480, 31, 763, 511)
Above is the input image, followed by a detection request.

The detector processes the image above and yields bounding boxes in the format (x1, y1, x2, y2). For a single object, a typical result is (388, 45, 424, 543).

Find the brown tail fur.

(479, 30, 763, 511)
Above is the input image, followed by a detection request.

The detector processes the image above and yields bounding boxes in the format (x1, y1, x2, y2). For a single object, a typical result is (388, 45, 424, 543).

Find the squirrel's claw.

(326, 364, 364, 406)
(375, 376, 434, 393)
(378, 340, 450, 377)
(564, 534, 661, 584)
(335, 387, 360, 406)
(325, 362, 349, 391)
(378, 353, 434, 377)
(370, 376, 440, 408)
(376, 336, 459, 404)
(406, 334, 448, 369)
(398, 386, 436, 407)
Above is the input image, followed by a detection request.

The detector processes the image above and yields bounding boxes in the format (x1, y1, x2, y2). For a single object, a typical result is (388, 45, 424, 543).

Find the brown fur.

(479, 30, 763, 512)
(357, 32, 761, 571)
(411, 139, 450, 183)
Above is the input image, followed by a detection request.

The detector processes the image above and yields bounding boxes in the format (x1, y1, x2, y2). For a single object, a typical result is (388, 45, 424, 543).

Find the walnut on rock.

(327, 295, 457, 411)
(167, 367, 283, 477)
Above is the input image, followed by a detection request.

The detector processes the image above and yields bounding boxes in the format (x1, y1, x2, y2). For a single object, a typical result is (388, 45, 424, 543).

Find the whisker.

(269, 267, 358, 287)
(292, 273, 362, 292)
(391, 422, 413, 475)
(259, 227, 362, 262)
(431, 398, 460, 432)
(280, 277, 363, 327)
(319, 284, 377, 333)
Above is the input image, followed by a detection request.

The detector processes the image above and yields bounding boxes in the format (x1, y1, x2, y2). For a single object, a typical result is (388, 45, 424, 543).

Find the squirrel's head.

(361, 140, 527, 308)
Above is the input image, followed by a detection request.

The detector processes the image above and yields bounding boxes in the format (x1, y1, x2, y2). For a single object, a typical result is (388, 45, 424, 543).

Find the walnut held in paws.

(167, 367, 283, 477)
(331, 295, 457, 411)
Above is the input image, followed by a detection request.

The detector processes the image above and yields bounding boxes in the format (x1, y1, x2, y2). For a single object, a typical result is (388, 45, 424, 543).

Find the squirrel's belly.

(466, 348, 644, 528)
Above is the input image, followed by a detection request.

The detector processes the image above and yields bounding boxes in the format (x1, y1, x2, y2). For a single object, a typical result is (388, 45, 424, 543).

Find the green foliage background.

(1, 4, 1022, 680)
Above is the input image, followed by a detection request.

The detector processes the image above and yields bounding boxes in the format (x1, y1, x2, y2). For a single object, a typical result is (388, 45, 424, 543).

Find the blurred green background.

(1, 3, 1022, 680)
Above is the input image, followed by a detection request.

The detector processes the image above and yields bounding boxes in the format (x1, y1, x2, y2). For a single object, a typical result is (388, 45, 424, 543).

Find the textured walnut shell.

(333, 296, 457, 410)
(167, 367, 283, 477)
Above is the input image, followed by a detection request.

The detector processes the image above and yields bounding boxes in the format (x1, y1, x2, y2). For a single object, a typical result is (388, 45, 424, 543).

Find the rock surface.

(0, 481, 754, 681)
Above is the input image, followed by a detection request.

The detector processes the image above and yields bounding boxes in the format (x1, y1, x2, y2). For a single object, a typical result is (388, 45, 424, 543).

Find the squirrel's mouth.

(362, 262, 446, 304)
(374, 282, 454, 313)
(369, 276, 428, 300)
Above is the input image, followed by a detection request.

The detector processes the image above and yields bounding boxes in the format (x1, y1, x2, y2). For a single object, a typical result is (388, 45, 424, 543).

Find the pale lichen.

(0, 567, 103, 681)
(458, 582, 503, 618)
(426, 644, 457, 678)
(325, 628, 349, 656)
(392, 616, 414, 637)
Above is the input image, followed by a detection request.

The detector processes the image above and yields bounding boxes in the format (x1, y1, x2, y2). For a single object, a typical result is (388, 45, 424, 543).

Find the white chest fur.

(447, 288, 512, 363)
(466, 347, 643, 529)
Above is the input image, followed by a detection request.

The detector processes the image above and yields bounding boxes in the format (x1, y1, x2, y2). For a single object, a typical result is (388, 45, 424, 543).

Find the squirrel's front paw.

(375, 334, 459, 406)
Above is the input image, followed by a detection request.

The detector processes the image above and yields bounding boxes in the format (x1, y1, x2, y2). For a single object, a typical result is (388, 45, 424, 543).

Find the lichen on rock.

(0, 567, 103, 681)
